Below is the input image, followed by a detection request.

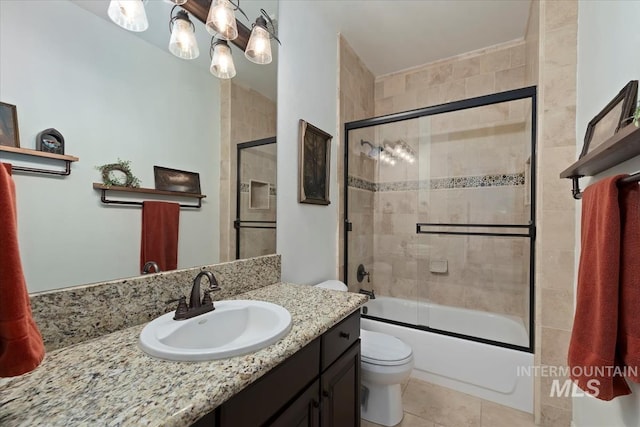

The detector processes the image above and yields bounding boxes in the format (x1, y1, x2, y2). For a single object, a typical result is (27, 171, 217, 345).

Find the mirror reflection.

(0, 0, 277, 292)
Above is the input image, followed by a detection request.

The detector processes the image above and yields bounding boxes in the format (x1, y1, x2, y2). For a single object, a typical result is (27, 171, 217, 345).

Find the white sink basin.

(139, 300, 292, 361)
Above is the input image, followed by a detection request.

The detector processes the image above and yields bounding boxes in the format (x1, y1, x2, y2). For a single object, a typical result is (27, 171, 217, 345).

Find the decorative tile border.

(348, 173, 525, 192)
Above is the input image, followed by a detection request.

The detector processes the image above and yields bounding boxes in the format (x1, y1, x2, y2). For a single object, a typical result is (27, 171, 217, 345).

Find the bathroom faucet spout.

(190, 271, 219, 309)
(142, 261, 160, 274)
(171, 271, 221, 320)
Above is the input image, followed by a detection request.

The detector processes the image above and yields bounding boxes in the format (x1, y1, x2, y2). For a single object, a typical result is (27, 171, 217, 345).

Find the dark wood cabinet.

(192, 311, 361, 427)
(321, 343, 361, 427)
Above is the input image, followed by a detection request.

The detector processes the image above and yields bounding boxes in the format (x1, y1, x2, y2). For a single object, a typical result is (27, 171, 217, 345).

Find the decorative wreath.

(96, 159, 141, 188)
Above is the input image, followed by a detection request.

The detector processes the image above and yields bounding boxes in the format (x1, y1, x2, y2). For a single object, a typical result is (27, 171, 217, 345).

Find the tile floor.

(361, 377, 537, 427)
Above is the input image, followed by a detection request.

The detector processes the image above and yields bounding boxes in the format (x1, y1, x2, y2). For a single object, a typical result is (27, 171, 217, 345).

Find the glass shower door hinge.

(346, 220, 353, 232)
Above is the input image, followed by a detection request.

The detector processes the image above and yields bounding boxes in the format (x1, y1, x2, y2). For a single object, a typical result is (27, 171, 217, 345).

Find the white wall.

(276, 1, 339, 285)
(0, 1, 220, 292)
(573, 1, 640, 425)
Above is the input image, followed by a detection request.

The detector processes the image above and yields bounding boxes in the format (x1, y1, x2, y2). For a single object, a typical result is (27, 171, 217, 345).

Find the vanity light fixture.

(168, 0, 188, 5)
(206, 0, 247, 40)
(107, 0, 149, 32)
(168, 7, 200, 60)
(210, 38, 236, 79)
(245, 10, 280, 65)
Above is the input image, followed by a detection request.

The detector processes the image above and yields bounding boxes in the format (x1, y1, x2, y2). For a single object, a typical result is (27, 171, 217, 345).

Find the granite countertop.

(0, 283, 367, 427)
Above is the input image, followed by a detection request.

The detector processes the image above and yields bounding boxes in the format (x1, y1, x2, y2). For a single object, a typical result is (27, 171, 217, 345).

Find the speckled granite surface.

(0, 283, 367, 427)
(31, 255, 281, 351)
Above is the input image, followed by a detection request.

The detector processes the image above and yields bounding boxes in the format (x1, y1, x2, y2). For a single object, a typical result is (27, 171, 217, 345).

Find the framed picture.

(580, 80, 638, 158)
(299, 120, 332, 205)
(0, 102, 20, 148)
(154, 166, 201, 194)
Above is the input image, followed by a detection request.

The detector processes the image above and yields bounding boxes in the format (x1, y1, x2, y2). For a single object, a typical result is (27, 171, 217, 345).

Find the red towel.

(568, 174, 640, 400)
(140, 201, 180, 272)
(0, 163, 45, 377)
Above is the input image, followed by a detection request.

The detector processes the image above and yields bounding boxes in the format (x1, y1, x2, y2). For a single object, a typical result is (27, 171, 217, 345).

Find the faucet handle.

(202, 290, 213, 307)
(167, 296, 189, 319)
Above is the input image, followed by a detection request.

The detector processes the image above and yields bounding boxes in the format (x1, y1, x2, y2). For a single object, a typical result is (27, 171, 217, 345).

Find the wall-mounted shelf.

(560, 124, 640, 199)
(0, 146, 79, 176)
(93, 183, 206, 209)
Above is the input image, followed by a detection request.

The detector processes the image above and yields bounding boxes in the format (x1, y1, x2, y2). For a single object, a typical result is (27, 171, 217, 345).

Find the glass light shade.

(169, 0, 188, 4)
(169, 16, 200, 60)
(245, 24, 272, 64)
(107, 0, 148, 32)
(206, 0, 238, 40)
(210, 41, 236, 79)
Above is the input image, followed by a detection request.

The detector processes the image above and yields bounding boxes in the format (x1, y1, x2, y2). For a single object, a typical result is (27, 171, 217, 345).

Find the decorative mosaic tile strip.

(348, 173, 524, 192)
(240, 182, 277, 196)
(348, 175, 377, 192)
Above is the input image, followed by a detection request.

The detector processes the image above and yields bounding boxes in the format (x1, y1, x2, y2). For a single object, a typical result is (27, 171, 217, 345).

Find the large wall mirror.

(0, 0, 277, 293)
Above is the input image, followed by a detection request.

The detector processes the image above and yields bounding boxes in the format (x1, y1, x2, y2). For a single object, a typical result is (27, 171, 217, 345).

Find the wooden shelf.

(0, 145, 79, 162)
(560, 124, 640, 178)
(0, 145, 79, 176)
(93, 183, 206, 208)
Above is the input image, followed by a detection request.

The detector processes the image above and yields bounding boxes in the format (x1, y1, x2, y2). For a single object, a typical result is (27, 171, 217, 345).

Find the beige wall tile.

(495, 66, 526, 92)
(540, 288, 574, 331)
(429, 63, 454, 85)
(465, 73, 496, 98)
(540, 404, 572, 427)
(543, 106, 577, 147)
(453, 57, 481, 80)
(544, 0, 578, 32)
(545, 25, 578, 68)
(510, 43, 526, 68)
(542, 63, 577, 109)
(541, 327, 571, 366)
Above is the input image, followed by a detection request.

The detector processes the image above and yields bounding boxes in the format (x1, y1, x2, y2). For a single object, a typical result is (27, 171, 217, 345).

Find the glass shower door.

(235, 138, 277, 259)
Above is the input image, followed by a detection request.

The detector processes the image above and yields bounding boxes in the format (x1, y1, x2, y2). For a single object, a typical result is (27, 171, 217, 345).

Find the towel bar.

(93, 183, 205, 209)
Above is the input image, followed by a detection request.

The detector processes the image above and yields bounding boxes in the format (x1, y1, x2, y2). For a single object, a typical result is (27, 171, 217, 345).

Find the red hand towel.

(0, 163, 45, 377)
(140, 201, 180, 272)
(617, 180, 640, 381)
(568, 174, 637, 400)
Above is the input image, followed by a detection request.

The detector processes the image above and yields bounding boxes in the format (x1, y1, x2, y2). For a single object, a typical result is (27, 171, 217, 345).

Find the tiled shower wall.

(338, 37, 376, 292)
(238, 144, 277, 259)
(346, 41, 532, 320)
(219, 82, 277, 261)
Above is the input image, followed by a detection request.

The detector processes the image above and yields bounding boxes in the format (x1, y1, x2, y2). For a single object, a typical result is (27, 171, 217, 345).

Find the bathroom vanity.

(0, 277, 366, 426)
(196, 310, 361, 426)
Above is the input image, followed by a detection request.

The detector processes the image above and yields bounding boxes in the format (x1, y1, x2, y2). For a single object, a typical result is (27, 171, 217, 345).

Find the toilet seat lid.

(360, 329, 413, 366)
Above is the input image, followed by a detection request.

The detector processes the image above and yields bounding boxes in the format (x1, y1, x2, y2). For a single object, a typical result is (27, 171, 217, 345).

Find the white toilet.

(315, 280, 414, 426)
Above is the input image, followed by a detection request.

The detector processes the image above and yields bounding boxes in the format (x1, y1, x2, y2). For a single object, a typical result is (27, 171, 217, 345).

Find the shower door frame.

(235, 137, 277, 260)
(344, 86, 537, 353)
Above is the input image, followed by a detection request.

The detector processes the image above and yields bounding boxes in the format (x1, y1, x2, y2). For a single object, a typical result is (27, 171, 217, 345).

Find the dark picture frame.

(580, 80, 638, 158)
(299, 119, 332, 205)
(154, 166, 201, 194)
(0, 102, 20, 148)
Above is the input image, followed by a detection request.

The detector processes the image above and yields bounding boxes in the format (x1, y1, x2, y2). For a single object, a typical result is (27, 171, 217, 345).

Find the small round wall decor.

(96, 159, 141, 188)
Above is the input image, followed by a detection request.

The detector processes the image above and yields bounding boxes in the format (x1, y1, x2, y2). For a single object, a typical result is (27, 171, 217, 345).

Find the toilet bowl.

(315, 280, 414, 426)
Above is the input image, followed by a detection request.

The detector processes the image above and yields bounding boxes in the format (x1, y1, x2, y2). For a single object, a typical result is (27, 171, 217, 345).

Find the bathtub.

(361, 296, 534, 413)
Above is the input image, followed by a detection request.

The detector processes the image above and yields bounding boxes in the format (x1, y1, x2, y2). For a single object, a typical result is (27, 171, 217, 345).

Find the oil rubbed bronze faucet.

(142, 261, 160, 274)
(172, 271, 221, 320)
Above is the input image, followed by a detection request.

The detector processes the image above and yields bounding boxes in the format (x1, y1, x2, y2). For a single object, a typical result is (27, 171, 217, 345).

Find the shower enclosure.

(345, 87, 536, 352)
(235, 137, 277, 259)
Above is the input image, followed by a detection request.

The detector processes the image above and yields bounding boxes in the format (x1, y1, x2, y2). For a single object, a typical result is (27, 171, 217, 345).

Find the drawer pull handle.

(339, 331, 350, 339)
(322, 390, 331, 398)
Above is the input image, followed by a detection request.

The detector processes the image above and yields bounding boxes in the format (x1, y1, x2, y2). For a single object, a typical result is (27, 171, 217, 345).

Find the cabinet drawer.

(321, 310, 360, 370)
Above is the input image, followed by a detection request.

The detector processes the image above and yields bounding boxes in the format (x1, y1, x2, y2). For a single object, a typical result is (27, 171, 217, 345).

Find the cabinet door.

(320, 341, 360, 427)
(270, 379, 320, 427)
